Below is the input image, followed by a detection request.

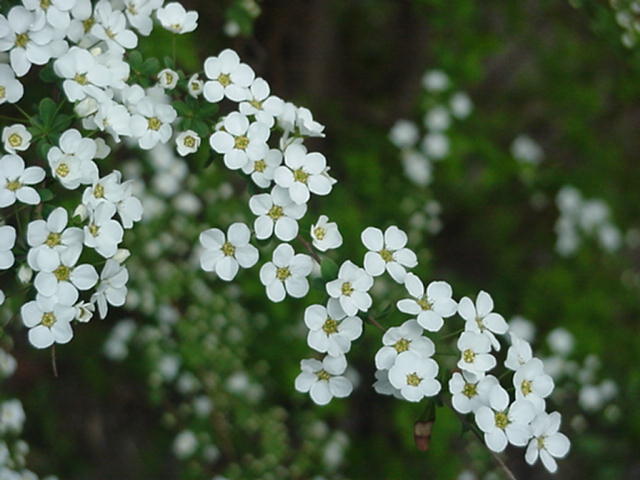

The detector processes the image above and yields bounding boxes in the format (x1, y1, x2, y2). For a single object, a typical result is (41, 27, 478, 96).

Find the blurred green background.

(3, 0, 640, 478)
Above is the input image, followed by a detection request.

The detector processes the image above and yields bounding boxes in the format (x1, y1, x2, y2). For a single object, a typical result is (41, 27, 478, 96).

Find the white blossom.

(457, 331, 496, 376)
(0, 225, 16, 270)
(157, 2, 198, 34)
(203, 49, 255, 103)
(504, 333, 533, 371)
(397, 274, 457, 332)
(199, 223, 259, 281)
(91, 259, 128, 319)
(239, 77, 284, 127)
(175, 130, 201, 156)
(2, 124, 31, 154)
(47, 128, 99, 189)
(449, 371, 498, 414)
(374, 319, 434, 370)
(525, 412, 570, 473)
(259, 243, 312, 302)
(310, 215, 342, 252)
(26, 207, 83, 272)
(361, 226, 417, 283)
(249, 186, 306, 241)
(84, 202, 124, 258)
(157, 68, 179, 89)
(304, 299, 362, 356)
(325, 260, 373, 316)
(294, 355, 352, 405)
(388, 351, 440, 402)
(0, 154, 45, 207)
(21, 294, 75, 349)
(209, 112, 269, 170)
(241, 148, 282, 188)
(458, 291, 508, 350)
(0, 64, 24, 104)
(513, 358, 554, 412)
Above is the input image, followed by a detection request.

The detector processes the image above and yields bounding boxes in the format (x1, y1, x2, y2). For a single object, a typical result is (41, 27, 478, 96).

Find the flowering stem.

(367, 315, 385, 331)
(51, 345, 58, 378)
(438, 328, 464, 340)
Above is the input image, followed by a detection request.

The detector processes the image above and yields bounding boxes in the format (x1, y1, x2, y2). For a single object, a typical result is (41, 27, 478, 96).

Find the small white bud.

(74, 97, 98, 117)
(113, 249, 131, 264)
(17, 265, 32, 284)
(73, 204, 88, 221)
(75, 301, 95, 323)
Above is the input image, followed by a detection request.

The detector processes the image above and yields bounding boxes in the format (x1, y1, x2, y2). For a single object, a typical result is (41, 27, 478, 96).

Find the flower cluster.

(389, 69, 473, 187)
(555, 185, 622, 256)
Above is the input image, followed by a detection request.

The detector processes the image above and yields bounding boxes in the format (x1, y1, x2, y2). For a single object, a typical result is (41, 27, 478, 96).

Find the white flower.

(26, 207, 83, 272)
(305, 299, 363, 356)
(84, 202, 124, 258)
(83, 171, 143, 228)
(373, 369, 402, 398)
(457, 331, 496, 376)
(374, 319, 434, 369)
(397, 274, 457, 332)
(511, 135, 543, 165)
(130, 98, 177, 150)
(474, 385, 535, 452)
(249, 186, 307, 241)
(421, 132, 449, 159)
(175, 130, 201, 156)
(361, 226, 417, 283)
(21, 295, 75, 349)
(294, 355, 352, 405)
(74, 300, 95, 323)
(241, 148, 282, 188)
(504, 333, 532, 371)
(53, 46, 111, 102)
(389, 120, 419, 149)
(310, 215, 342, 252)
(0, 225, 16, 270)
(157, 2, 198, 34)
(259, 243, 313, 302)
(2, 124, 31, 153)
(401, 150, 432, 186)
(547, 327, 574, 356)
(325, 260, 373, 316)
(91, 259, 128, 319)
(157, 68, 179, 89)
(91, 1, 138, 52)
(423, 106, 450, 132)
(508, 315, 536, 343)
(187, 73, 203, 97)
(513, 358, 554, 411)
(239, 78, 284, 127)
(0, 154, 45, 207)
(458, 291, 508, 350)
(0, 64, 24, 104)
(388, 351, 440, 402)
(450, 92, 473, 119)
(203, 49, 255, 103)
(0, 7, 55, 76)
(199, 222, 259, 281)
(422, 70, 449, 92)
(122, 0, 161, 36)
(525, 412, 571, 473)
(47, 128, 98, 189)
(34, 259, 97, 303)
(209, 112, 269, 170)
(23, 0, 75, 29)
(274, 143, 333, 204)
(449, 371, 498, 414)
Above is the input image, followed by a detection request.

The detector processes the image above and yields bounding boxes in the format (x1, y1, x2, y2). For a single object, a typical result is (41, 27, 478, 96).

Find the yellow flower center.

(183, 135, 196, 148)
(41, 312, 56, 328)
(494, 411, 509, 430)
(40, 0, 51, 9)
(163, 72, 174, 84)
(6, 179, 21, 191)
(462, 349, 476, 363)
(221, 241, 236, 257)
(147, 117, 162, 131)
(394, 338, 410, 353)
(56, 163, 70, 177)
(93, 184, 104, 198)
(88, 223, 100, 237)
(253, 159, 266, 173)
(8, 133, 22, 147)
(0, 86, 5, 99)
(417, 297, 432, 310)
(267, 205, 284, 220)
(462, 382, 478, 398)
(537, 436, 546, 450)
(234, 135, 249, 150)
(190, 81, 201, 91)
(82, 17, 95, 33)
(127, 4, 138, 14)
(379, 248, 394, 263)
(341, 281, 354, 296)
(276, 267, 291, 281)
(316, 370, 331, 381)
(217, 73, 231, 87)
(313, 226, 326, 240)
(15, 33, 29, 48)
(105, 28, 116, 39)
(74, 73, 88, 85)
(406, 372, 422, 386)
(45, 232, 61, 247)
(322, 317, 339, 335)
(293, 168, 309, 184)
(249, 99, 263, 110)
(53, 265, 71, 282)
(521, 380, 533, 396)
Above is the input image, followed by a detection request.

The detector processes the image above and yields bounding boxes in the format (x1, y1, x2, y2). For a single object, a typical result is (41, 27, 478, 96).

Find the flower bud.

(75, 301, 95, 323)
(73, 204, 88, 221)
(113, 249, 131, 264)
(74, 97, 98, 117)
(414, 420, 434, 451)
(17, 265, 32, 284)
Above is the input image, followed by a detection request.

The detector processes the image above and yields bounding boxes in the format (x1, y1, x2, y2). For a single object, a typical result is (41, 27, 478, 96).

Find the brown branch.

(296, 234, 322, 265)
(51, 345, 58, 378)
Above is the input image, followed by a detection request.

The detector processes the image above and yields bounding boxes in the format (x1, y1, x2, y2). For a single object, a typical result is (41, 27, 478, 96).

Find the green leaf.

(39, 63, 57, 83)
(320, 258, 338, 281)
(37, 141, 52, 159)
(50, 114, 72, 133)
(38, 98, 57, 126)
(39, 188, 55, 202)
(172, 100, 191, 117)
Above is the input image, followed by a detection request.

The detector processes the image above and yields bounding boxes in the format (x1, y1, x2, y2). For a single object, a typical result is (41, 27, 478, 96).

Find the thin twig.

(367, 315, 385, 331)
(296, 234, 322, 265)
(51, 345, 58, 378)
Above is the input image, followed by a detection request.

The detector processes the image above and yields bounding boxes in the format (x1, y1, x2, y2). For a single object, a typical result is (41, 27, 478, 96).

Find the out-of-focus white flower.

(389, 120, 419, 149)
